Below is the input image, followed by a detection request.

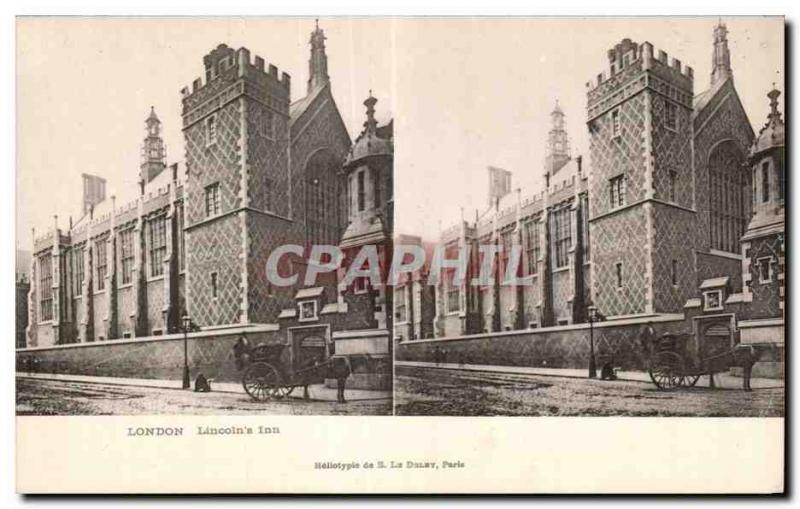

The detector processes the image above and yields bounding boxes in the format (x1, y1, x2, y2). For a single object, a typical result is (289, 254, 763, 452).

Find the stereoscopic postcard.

(15, 15, 785, 494)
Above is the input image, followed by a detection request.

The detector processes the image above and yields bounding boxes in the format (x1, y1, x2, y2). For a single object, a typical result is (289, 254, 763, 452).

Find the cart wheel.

(681, 374, 701, 387)
(648, 351, 684, 390)
(242, 362, 282, 402)
(273, 385, 294, 399)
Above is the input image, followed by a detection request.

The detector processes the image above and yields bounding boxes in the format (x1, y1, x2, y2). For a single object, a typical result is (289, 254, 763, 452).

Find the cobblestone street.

(394, 365, 784, 417)
(16, 377, 392, 416)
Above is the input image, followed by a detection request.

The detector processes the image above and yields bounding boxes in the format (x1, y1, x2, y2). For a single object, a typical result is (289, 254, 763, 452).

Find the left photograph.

(15, 17, 394, 415)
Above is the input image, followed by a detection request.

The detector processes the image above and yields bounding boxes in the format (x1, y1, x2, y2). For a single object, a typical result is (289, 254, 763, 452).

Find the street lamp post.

(182, 314, 191, 389)
(588, 305, 598, 379)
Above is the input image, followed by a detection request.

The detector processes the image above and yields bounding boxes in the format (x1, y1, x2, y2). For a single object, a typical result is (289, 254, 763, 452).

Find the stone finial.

(768, 87, 781, 121)
(363, 90, 378, 134)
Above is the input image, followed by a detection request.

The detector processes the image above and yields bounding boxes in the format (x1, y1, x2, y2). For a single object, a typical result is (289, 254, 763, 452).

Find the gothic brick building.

(393, 234, 436, 342)
(683, 87, 785, 377)
(275, 92, 395, 389)
(24, 24, 386, 354)
(419, 23, 766, 341)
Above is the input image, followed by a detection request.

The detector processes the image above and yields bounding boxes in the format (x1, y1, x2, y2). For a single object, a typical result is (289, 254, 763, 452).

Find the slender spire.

(140, 106, 166, 186)
(307, 19, 329, 93)
(146, 105, 159, 124)
(546, 99, 571, 175)
(363, 90, 378, 134)
(711, 21, 732, 85)
(768, 86, 782, 122)
(750, 85, 784, 157)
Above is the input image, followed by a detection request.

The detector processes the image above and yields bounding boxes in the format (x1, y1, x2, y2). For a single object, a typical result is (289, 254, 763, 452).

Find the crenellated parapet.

(586, 39, 694, 121)
(33, 230, 55, 254)
(33, 229, 70, 255)
(141, 183, 173, 216)
(548, 176, 578, 206)
(180, 44, 292, 129)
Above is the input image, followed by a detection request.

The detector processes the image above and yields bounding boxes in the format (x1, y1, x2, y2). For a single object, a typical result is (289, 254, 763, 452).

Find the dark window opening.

(95, 239, 107, 290)
(671, 259, 677, 285)
(148, 217, 167, 277)
(39, 254, 53, 321)
(552, 207, 572, 269)
(357, 171, 365, 212)
(120, 229, 134, 285)
(668, 170, 677, 202)
(610, 175, 626, 209)
(205, 182, 221, 217)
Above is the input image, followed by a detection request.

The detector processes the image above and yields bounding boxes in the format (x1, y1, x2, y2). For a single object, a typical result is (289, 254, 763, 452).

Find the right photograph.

(392, 17, 785, 417)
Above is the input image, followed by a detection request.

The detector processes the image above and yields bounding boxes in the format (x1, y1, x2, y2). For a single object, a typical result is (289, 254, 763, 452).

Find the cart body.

(644, 332, 766, 390)
(232, 337, 343, 402)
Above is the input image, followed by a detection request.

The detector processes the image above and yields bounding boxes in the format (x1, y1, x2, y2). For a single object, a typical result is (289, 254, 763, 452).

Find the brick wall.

(746, 235, 783, 319)
(591, 206, 650, 316)
(16, 327, 280, 383)
(16, 280, 30, 349)
(397, 316, 688, 371)
(652, 204, 698, 312)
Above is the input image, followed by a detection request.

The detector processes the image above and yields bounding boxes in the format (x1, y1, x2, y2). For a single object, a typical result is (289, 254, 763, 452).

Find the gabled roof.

(288, 83, 351, 151)
(700, 276, 729, 290)
(692, 76, 754, 141)
(289, 84, 326, 126)
(295, 286, 325, 300)
(692, 76, 729, 120)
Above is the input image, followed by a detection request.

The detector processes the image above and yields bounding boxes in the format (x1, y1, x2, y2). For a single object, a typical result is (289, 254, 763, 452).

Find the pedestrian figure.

(329, 355, 352, 403)
(600, 362, 617, 381)
(638, 322, 657, 356)
(194, 373, 212, 392)
(300, 352, 322, 400)
(232, 335, 251, 371)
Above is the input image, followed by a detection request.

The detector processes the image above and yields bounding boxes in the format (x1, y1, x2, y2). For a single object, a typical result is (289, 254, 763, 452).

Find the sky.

(17, 17, 783, 249)
(392, 17, 784, 239)
(16, 17, 394, 249)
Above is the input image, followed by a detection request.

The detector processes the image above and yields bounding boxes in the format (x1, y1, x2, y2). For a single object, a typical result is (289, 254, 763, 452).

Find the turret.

(81, 173, 106, 216)
(140, 106, 166, 189)
(545, 100, 571, 176)
(748, 87, 785, 228)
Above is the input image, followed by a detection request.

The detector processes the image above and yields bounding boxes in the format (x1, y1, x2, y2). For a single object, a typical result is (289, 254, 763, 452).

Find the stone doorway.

(288, 326, 331, 373)
(694, 315, 736, 366)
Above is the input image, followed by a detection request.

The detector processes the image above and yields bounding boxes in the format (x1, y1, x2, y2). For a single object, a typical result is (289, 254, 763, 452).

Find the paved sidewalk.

(396, 360, 784, 389)
(16, 372, 391, 402)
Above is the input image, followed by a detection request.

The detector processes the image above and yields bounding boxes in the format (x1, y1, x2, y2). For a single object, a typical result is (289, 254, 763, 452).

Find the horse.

(707, 343, 773, 391)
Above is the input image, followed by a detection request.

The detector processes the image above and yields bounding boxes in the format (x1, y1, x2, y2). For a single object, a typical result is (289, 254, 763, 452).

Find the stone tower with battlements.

(181, 43, 299, 327)
(586, 38, 696, 318)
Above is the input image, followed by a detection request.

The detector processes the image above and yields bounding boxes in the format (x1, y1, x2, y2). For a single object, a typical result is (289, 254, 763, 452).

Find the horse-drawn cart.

(645, 333, 767, 391)
(232, 338, 350, 402)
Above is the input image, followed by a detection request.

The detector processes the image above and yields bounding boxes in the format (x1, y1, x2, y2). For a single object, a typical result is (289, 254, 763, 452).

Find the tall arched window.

(304, 149, 343, 246)
(708, 141, 749, 253)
